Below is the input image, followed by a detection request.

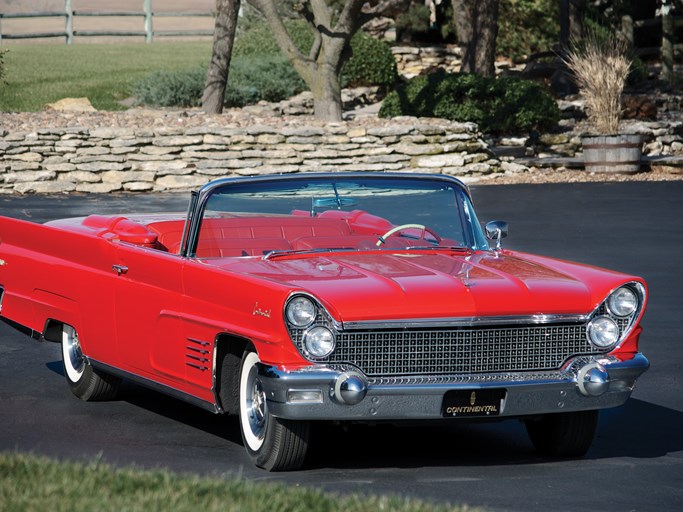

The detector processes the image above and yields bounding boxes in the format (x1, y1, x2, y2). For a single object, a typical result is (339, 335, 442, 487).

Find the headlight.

(587, 316, 620, 348)
(286, 296, 316, 327)
(607, 286, 638, 317)
(303, 326, 336, 358)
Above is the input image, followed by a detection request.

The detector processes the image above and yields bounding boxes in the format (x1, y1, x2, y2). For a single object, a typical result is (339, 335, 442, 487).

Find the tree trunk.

(451, 0, 473, 46)
(662, 8, 674, 84)
(202, 0, 241, 114)
(569, 0, 586, 42)
(311, 62, 344, 121)
(460, 0, 499, 77)
(247, 0, 407, 121)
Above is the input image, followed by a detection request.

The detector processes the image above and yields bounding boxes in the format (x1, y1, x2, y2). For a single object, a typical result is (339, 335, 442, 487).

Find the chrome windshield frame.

(181, 173, 483, 259)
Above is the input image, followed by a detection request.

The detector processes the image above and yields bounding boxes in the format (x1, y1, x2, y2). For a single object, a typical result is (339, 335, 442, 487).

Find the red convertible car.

(0, 173, 648, 470)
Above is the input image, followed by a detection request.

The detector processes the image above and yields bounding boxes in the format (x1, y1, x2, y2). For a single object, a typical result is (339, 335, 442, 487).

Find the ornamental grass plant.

(563, 31, 631, 134)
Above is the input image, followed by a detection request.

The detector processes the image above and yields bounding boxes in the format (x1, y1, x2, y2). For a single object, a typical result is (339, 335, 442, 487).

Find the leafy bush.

(343, 33, 397, 88)
(233, 19, 314, 57)
(379, 70, 560, 134)
(0, 48, 8, 85)
(132, 55, 306, 108)
(133, 67, 205, 107)
(396, 1, 455, 43)
(225, 56, 306, 106)
(497, 0, 560, 63)
(395, 3, 431, 41)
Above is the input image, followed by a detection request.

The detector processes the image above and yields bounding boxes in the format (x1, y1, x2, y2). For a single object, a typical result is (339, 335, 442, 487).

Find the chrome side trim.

(341, 313, 589, 330)
(180, 190, 199, 257)
(211, 334, 223, 413)
(88, 359, 220, 414)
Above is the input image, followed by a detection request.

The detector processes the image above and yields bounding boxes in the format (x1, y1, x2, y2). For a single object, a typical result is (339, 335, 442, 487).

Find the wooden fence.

(0, 0, 214, 44)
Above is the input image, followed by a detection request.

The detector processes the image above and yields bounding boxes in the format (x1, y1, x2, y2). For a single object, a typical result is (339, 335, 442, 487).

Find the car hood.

(214, 250, 620, 322)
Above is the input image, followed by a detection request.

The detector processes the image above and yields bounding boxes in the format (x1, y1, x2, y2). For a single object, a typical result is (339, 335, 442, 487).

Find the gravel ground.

(476, 164, 683, 185)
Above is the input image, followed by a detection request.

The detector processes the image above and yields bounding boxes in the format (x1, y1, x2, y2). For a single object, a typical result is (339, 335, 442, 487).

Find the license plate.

(441, 389, 506, 417)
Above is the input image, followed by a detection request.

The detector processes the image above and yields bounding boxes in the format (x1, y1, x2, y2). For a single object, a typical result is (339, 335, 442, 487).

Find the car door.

(112, 242, 187, 388)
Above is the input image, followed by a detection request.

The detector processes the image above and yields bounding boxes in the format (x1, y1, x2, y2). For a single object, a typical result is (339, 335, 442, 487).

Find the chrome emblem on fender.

(252, 302, 271, 318)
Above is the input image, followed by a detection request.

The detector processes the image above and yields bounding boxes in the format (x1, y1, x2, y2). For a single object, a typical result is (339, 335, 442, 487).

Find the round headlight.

(588, 316, 620, 348)
(303, 326, 336, 358)
(607, 286, 638, 317)
(286, 296, 316, 327)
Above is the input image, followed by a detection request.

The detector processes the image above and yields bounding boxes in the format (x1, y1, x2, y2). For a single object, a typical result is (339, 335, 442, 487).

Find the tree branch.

(246, 0, 310, 65)
(353, 0, 412, 30)
(296, 2, 323, 61)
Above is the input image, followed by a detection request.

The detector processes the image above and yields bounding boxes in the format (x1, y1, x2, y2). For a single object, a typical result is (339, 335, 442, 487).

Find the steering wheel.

(376, 224, 442, 247)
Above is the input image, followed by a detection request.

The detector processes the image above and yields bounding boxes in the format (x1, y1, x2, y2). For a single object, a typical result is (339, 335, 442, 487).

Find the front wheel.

(61, 324, 120, 401)
(525, 410, 599, 457)
(239, 349, 309, 471)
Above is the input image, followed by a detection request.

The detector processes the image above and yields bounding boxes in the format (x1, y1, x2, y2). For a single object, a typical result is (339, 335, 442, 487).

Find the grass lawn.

(0, 42, 211, 112)
(0, 452, 475, 512)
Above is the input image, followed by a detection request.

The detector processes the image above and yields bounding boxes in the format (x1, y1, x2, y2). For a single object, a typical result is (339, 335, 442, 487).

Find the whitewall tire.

(238, 348, 310, 471)
(61, 324, 120, 401)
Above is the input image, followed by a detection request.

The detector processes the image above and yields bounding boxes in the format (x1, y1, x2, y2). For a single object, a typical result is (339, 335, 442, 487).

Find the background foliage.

(379, 70, 560, 134)
(233, 19, 397, 88)
(133, 19, 398, 109)
(132, 56, 306, 108)
(497, 0, 560, 62)
(0, 48, 8, 84)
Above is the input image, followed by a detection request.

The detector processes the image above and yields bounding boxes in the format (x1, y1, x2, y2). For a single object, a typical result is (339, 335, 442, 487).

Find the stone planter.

(582, 134, 644, 173)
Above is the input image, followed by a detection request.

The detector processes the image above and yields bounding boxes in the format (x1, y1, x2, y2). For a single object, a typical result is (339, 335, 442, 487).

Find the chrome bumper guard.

(258, 353, 649, 421)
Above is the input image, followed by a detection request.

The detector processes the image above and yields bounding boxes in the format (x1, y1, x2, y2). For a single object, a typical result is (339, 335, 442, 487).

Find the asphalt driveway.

(1, 181, 681, 512)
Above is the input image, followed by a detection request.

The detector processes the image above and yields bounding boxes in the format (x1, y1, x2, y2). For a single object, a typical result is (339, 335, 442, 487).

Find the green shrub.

(379, 70, 560, 134)
(225, 56, 306, 106)
(233, 19, 314, 57)
(0, 48, 8, 85)
(497, 0, 560, 63)
(132, 67, 205, 107)
(132, 55, 306, 108)
(343, 32, 398, 88)
(395, 3, 431, 42)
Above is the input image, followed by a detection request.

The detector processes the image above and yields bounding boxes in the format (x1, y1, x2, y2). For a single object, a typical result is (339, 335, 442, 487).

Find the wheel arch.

(214, 332, 251, 415)
(42, 318, 67, 343)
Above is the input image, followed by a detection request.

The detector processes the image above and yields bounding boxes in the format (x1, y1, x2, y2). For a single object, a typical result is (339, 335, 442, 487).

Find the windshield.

(190, 174, 489, 258)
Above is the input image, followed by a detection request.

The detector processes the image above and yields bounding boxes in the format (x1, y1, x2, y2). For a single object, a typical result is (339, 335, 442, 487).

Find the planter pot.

(582, 134, 644, 174)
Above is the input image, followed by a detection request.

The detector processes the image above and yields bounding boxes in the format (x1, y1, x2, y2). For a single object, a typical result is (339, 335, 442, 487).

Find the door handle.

(112, 264, 129, 276)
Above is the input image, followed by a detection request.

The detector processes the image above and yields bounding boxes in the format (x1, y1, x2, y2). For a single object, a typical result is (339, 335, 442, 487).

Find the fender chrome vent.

(186, 337, 210, 372)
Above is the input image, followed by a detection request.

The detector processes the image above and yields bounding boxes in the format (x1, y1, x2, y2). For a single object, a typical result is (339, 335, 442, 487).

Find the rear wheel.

(61, 324, 120, 401)
(525, 410, 599, 457)
(239, 349, 309, 471)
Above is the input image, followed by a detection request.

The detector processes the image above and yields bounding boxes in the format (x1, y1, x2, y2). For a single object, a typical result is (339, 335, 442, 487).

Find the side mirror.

(485, 220, 509, 251)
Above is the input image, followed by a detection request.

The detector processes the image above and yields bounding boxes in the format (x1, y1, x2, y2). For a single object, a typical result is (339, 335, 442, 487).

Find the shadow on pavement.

(45, 360, 681, 471)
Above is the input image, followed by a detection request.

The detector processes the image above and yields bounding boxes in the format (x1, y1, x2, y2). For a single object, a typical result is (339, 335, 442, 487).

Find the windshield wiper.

(263, 247, 356, 261)
(403, 245, 471, 253)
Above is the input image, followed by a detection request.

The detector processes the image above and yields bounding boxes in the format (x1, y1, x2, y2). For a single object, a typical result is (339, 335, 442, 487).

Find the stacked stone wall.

(0, 117, 506, 194)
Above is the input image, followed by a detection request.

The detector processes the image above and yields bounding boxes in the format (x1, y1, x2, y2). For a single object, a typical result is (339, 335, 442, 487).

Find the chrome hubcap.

(67, 330, 84, 374)
(247, 369, 267, 440)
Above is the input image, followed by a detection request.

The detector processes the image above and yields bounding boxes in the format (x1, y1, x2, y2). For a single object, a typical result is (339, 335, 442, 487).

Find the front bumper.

(258, 353, 649, 421)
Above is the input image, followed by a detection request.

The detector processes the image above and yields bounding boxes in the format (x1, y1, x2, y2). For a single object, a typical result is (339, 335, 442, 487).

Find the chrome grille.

(325, 324, 599, 377)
